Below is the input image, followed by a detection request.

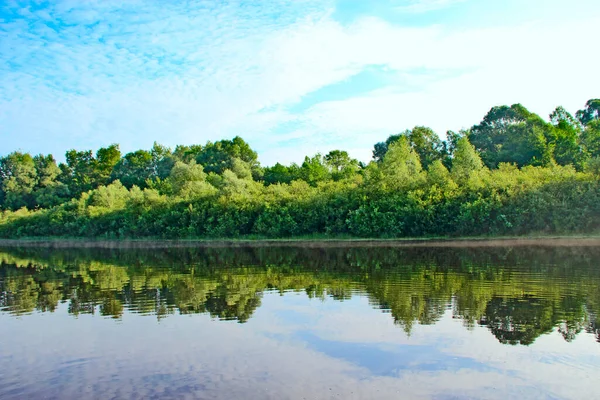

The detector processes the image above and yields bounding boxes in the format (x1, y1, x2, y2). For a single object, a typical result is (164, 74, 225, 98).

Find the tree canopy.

(1, 98, 600, 239)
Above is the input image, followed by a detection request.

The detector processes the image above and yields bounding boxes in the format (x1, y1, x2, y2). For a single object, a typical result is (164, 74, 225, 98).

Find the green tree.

(581, 120, 600, 158)
(451, 137, 484, 185)
(88, 181, 130, 212)
(407, 126, 445, 169)
(33, 154, 60, 188)
(33, 182, 70, 209)
(173, 144, 203, 164)
(60, 149, 96, 196)
(196, 136, 260, 177)
(58, 146, 120, 198)
(0, 152, 37, 210)
(299, 154, 330, 186)
(549, 107, 584, 168)
(168, 161, 216, 199)
(584, 157, 600, 177)
(381, 136, 424, 190)
(324, 150, 359, 181)
(32, 154, 70, 208)
(95, 144, 121, 185)
(373, 127, 445, 169)
(426, 159, 456, 190)
(576, 99, 600, 126)
(443, 130, 466, 169)
(110, 150, 154, 189)
(469, 104, 554, 168)
(150, 142, 175, 180)
(373, 140, 392, 162)
(263, 163, 301, 185)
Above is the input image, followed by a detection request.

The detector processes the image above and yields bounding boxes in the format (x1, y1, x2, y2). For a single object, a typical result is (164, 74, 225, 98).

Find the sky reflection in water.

(0, 244, 599, 399)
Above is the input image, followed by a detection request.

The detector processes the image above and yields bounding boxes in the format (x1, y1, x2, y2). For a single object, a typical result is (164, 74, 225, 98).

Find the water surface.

(1, 244, 599, 399)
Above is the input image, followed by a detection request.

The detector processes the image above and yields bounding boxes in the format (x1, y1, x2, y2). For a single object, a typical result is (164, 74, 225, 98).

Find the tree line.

(1, 99, 599, 238)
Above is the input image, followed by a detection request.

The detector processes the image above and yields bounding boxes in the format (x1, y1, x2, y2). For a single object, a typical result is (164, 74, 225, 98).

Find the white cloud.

(396, 0, 468, 13)
(255, 16, 600, 164)
(0, 1, 599, 166)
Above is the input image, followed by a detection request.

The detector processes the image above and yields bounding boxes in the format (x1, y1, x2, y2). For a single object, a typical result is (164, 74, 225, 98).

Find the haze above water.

(1, 244, 599, 399)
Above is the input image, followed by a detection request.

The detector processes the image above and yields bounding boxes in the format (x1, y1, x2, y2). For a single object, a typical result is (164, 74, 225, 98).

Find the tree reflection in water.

(1, 245, 600, 345)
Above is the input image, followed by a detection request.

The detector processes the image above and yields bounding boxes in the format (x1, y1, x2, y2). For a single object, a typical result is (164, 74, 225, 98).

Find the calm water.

(0, 244, 599, 399)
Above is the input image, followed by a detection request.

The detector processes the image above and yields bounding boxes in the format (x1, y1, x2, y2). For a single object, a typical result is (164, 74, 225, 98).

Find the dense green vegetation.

(1, 245, 599, 345)
(1, 99, 600, 238)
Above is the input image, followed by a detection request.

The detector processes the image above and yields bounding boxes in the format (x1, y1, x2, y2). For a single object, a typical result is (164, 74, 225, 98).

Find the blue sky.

(1, 0, 599, 165)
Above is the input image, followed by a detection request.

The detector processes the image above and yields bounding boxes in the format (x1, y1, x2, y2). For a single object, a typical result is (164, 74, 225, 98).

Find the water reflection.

(1, 245, 599, 346)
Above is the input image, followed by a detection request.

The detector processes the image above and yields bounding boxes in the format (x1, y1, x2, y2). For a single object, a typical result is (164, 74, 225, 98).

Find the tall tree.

(299, 154, 330, 186)
(381, 136, 424, 190)
(263, 163, 301, 185)
(110, 150, 154, 189)
(168, 161, 215, 199)
(581, 120, 600, 158)
(469, 104, 553, 168)
(150, 142, 175, 180)
(549, 107, 584, 168)
(173, 144, 203, 164)
(451, 137, 485, 185)
(443, 130, 466, 169)
(324, 150, 359, 181)
(373, 134, 402, 162)
(0, 152, 37, 210)
(95, 144, 122, 186)
(196, 136, 260, 177)
(33, 154, 60, 188)
(32, 154, 70, 209)
(407, 126, 445, 169)
(576, 99, 600, 126)
(60, 149, 96, 196)
(373, 127, 445, 169)
(426, 159, 456, 190)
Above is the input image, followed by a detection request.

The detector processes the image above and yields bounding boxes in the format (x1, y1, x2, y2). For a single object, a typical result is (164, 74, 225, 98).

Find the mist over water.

(1, 244, 599, 399)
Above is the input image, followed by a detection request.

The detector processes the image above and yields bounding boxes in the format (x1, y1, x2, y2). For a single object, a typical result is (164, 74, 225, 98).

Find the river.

(0, 243, 599, 399)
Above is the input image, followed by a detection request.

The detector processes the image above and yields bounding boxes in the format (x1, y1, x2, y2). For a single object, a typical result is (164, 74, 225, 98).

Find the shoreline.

(2, 235, 600, 248)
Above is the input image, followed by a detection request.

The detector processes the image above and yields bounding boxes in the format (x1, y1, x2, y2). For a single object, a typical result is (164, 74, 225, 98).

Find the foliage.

(1, 245, 599, 345)
(451, 137, 485, 185)
(1, 99, 600, 238)
(576, 99, 600, 126)
(373, 126, 446, 169)
(380, 136, 425, 191)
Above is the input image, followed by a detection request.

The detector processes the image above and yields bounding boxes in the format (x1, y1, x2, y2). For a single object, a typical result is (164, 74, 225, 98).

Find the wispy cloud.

(0, 0, 599, 165)
(396, 0, 467, 13)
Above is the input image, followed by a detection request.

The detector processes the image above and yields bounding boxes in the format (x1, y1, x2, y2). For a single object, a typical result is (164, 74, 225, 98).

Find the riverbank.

(2, 235, 600, 248)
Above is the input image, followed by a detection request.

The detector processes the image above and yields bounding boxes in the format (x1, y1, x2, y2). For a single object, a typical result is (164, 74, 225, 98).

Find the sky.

(1, 0, 599, 166)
